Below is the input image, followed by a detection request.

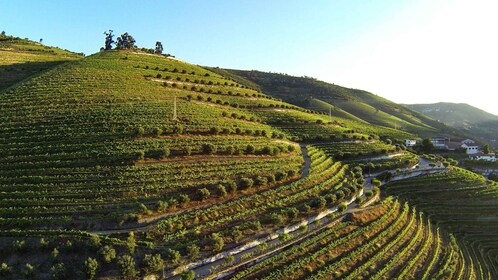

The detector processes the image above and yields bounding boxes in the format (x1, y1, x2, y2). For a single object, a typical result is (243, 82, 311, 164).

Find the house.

(405, 139, 417, 147)
(431, 137, 450, 149)
(469, 153, 497, 162)
(461, 143, 480, 154)
(461, 139, 476, 145)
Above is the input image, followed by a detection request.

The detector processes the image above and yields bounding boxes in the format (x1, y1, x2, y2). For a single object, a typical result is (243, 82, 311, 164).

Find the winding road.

(167, 148, 448, 279)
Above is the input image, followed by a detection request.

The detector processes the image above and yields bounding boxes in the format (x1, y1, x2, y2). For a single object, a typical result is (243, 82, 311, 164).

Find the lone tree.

(103, 30, 114, 50)
(483, 144, 491, 154)
(155, 41, 164, 54)
(116, 32, 136, 50)
(421, 138, 434, 152)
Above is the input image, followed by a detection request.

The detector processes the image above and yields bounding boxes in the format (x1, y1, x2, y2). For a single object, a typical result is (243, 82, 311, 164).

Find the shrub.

(254, 176, 268, 186)
(210, 127, 221, 135)
(133, 126, 145, 136)
(198, 188, 211, 200)
(180, 270, 195, 280)
(226, 181, 237, 193)
(178, 194, 190, 205)
(217, 184, 227, 197)
(99, 245, 116, 263)
(143, 254, 162, 274)
(0, 263, 12, 276)
(85, 258, 98, 280)
(287, 170, 296, 177)
(118, 255, 137, 280)
(13, 239, 26, 252)
(155, 200, 168, 212)
(202, 143, 216, 155)
(151, 127, 163, 136)
(239, 178, 254, 189)
(245, 144, 255, 154)
(50, 263, 67, 280)
(210, 233, 224, 253)
(365, 190, 374, 198)
(22, 263, 35, 278)
(287, 207, 299, 219)
(338, 203, 348, 212)
(126, 232, 136, 254)
(275, 171, 287, 181)
(186, 244, 200, 260)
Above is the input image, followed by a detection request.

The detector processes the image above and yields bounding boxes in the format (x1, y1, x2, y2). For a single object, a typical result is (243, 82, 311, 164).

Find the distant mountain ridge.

(405, 102, 498, 147)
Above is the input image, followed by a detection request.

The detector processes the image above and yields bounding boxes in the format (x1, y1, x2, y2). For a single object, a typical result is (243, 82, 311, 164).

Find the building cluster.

(404, 138, 496, 162)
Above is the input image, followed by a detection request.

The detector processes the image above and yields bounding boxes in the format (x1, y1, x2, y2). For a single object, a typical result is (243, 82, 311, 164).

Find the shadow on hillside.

(0, 61, 67, 91)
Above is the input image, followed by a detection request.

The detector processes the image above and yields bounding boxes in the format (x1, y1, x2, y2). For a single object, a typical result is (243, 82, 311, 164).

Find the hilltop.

(0, 33, 83, 91)
(213, 69, 463, 138)
(405, 102, 498, 147)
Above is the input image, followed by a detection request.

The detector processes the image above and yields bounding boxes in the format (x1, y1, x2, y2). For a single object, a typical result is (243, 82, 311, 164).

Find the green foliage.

(239, 177, 254, 189)
(167, 249, 181, 265)
(50, 262, 67, 280)
(0, 263, 12, 276)
(338, 202, 347, 212)
(186, 244, 200, 260)
(198, 188, 211, 200)
(99, 245, 116, 263)
(126, 232, 136, 254)
(143, 253, 162, 274)
(210, 233, 224, 253)
(22, 263, 35, 278)
(180, 270, 195, 280)
(84, 257, 99, 280)
(118, 255, 137, 280)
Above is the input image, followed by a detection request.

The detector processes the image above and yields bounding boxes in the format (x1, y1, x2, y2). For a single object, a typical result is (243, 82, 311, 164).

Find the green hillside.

(405, 102, 498, 148)
(0, 42, 495, 279)
(220, 69, 463, 138)
(0, 33, 82, 91)
(383, 167, 498, 279)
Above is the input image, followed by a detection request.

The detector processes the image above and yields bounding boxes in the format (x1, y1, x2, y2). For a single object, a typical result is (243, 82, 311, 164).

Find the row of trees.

(103, 30, 164, 54)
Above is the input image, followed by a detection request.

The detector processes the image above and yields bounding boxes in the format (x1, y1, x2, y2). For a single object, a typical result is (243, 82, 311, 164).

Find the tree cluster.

(102, 30, 164, 54)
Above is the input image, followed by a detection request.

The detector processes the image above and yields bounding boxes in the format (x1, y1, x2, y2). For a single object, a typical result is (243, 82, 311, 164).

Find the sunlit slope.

(0, 33, 82, 91)
(222, 69, 462, 137)
(0, 50, 307, 230)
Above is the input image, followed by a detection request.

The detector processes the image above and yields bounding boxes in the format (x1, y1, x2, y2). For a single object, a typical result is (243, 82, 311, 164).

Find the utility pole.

(172, 96, 177, 121)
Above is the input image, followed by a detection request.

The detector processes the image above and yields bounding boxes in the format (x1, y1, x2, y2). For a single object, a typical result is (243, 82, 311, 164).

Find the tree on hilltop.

(1, 31, 5, 36)
(155, 41, 163, 54)
(116, 32, 136, 50)
(103, 30, 115, 50)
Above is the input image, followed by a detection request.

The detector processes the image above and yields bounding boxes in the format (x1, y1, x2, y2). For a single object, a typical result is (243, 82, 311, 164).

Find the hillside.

(216, 69, 463, 138)
(0, 33, 83, 91)
(405, 102, 498, 147)
(0, 45, 495, 279)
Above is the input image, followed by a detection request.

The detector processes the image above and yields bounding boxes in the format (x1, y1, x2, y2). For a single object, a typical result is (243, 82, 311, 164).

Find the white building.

(405, 139, 417, 147)
(461, 143, 480, 154)
(469, 153, 497, 162)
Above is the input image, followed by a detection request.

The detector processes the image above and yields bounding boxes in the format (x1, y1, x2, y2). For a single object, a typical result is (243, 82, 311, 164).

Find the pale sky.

(300, 0, 498, 115)
(1, 0, 497, 115)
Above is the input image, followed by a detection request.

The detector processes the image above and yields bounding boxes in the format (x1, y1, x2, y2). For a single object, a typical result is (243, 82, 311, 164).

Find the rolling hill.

(405, 102, 498, 147)
(0, 38, 495, 279)
(0, 33, 83, 91)
(214, 69, 463, 138)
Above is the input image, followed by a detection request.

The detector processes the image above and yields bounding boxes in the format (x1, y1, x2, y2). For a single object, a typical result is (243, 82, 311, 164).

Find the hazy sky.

(1, 0, 497, 114)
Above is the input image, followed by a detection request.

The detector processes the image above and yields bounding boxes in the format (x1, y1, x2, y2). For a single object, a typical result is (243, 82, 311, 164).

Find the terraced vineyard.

(230, 199, 470, 280)
(0, 44, 495, 280)
(383, 167, 498, 279)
